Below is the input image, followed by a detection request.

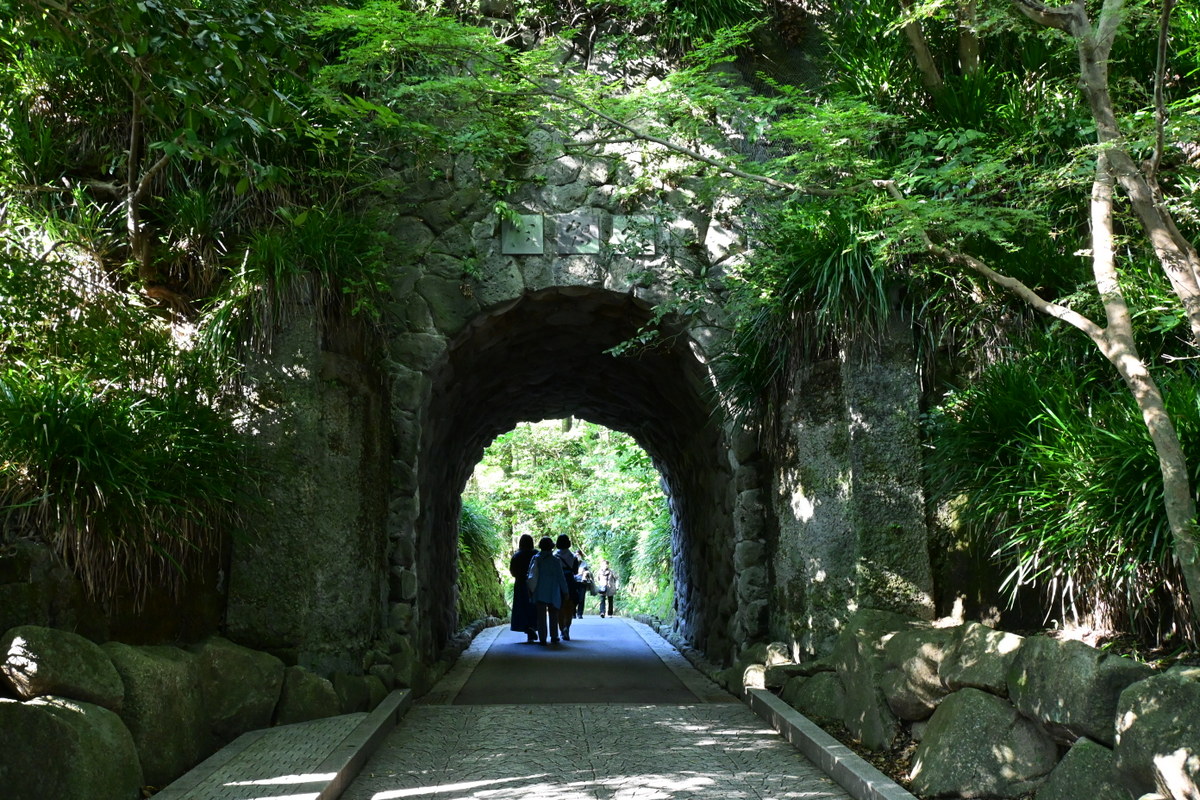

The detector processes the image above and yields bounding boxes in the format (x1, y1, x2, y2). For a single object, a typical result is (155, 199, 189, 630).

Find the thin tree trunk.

(957, 0, 980, 75)
(1012, 0, 1200, 624)
(899, 0, 944, 95)
(1015, 0, 1200, 346)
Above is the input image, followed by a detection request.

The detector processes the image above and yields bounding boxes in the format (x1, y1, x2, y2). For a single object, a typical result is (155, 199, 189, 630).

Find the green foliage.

(456, 499, 508, 623)
(926, 335, 1200, 641)
(0, 249, 250, 606)
(198, 204, 390, 371)
(465, 420, 674, 621)
(308, 2, 544, 175)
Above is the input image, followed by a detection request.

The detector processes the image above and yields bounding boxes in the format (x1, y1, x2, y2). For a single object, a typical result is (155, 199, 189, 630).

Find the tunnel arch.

(414, 287, 739, 660)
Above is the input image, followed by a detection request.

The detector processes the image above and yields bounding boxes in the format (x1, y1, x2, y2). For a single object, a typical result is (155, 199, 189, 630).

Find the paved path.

(340, 618, 853, 800)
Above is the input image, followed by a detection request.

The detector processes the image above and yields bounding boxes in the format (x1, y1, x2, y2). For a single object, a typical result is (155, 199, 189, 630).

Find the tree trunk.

(957, 1, 980, 74)
(1013, 0, 1200, 624)
(898, 0, 944, 95)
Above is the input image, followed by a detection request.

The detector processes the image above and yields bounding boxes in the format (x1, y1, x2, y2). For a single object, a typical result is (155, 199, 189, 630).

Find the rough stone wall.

(772, 359, 857, 657)
(769, 331, 933, 659)
(225, 301, 390, 675)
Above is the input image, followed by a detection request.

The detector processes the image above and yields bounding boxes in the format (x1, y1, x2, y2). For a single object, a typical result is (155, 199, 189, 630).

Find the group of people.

(508, 534, 617, 645)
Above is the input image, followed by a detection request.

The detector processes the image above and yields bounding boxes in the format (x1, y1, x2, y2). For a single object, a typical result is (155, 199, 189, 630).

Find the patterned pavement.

(340, 620, 852, 800)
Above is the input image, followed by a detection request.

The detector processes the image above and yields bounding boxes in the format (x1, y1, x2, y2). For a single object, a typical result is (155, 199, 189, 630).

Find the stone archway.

(413, 287, 741, 662)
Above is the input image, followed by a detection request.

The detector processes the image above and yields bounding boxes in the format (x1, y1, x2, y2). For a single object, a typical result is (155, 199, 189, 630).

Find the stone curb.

(156, 688, 411, 799)
(745, 688, 918, 800)
(316, 688, 412, 800)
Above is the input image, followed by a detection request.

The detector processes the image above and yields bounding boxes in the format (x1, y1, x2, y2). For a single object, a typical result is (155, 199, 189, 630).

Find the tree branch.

(1150, 0, 1176, 185)
(880, 183, 1105, 341)
(1010, 0, 1087, 34)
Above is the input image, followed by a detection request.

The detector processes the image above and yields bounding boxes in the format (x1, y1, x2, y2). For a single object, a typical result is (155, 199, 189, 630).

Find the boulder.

(940, 621, 1024, 696)
(191, 637, 285, 744)
(365, 675, 388, 710)
(765, 641, 792, 666)
(787, 671, 846, 723)
(333, 672, 369, 713)
(742, 664, 767, 690)
(910, 688, 1058, 798)
(0, 625, 123, 711)
(0, 696, 143, 800)
(369, 663, 396, 690)
(103, 642, 207, 790)
(274, 665, 340, 725)
(831, 608, 926, 750)
(880, 625, 957, 721)
(1114, 666, 1200, 800)
(1035, 738, 1125, 800)
(1008, 635, 1152, 745)
(388, 636, 418, 688)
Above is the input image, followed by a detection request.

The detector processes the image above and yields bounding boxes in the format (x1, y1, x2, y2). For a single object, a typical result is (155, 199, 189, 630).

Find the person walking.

(595, 559, 617, 618)
(529, 536, 569, 645)
(508, 534, 537, 642)
(552, 535, 580, 640)
(574, 553, 593, 620)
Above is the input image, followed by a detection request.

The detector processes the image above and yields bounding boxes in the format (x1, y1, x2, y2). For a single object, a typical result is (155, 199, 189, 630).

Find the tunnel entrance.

(463, 418, 674, 622)
(414, 287, 741, 661)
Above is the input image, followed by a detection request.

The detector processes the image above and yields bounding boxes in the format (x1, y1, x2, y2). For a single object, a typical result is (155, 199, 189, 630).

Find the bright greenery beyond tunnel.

(457, 419, 674, 625)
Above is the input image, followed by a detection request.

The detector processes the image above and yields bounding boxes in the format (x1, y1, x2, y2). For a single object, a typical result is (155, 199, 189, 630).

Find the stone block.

(940, 621, 1024, 696)
(790, 671, 846, 723)
(273, 665, 339, 726)
(880, 625, 956, 721)
(332, 672, 369, 714)
(365, 675, 389, 710)
(368, 663, 396, 690)
(0, 696, 142, 800)
(192, 636, 284, 744)
(103, 642, 207, 789)
(733, 540, 765, 571)
(391, 216, 435, 255)
(1114, 666, 1200, 799)
(1036, 738, 1125, 800)
(910, 688, 1057, 799)
(1008, 635, 1152, 746)
(830, 608, 924, 750)
(417, 274, 480, 336)
(388, 602, 414, 633)
(765, 660, 833, 690)
(0, 625, 123, 712)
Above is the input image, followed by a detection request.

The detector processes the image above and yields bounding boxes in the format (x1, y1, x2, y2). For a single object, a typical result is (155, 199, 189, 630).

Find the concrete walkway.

(340, 618, 854, 800)
(159, 617, 915, 800)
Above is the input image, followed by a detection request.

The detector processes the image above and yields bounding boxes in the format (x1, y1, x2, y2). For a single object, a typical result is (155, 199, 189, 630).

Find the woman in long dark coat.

(508, 534, 537, 642)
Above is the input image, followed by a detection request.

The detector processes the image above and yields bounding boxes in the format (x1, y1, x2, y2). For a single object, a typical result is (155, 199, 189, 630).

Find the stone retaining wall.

(730, 608, 1200, 800)
(0, 620, 484, 799)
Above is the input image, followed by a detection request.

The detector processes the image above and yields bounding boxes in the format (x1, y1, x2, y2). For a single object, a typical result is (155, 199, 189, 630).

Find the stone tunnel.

(418, 287, 736, 663)
(220, 142, 934, 680)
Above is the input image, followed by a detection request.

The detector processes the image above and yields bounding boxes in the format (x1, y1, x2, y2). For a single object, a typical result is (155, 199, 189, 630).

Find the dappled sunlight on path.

(340, 704, 849, 800)
(341, 620, 851, 800)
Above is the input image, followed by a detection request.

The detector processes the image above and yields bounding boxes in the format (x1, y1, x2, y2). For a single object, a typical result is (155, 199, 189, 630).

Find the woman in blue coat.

(508, 534, 537, 642)
(529, 536, 570, 645)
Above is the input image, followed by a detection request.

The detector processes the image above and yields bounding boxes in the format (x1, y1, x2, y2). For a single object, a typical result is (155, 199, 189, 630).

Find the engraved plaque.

(554, 211, 601, 254)
(611, 214, 657, 255)
(501, 214, 544, 255)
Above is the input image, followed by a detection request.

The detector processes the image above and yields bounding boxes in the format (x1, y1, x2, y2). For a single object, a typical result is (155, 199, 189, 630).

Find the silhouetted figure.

(574, 552, 592, 619)
(595, 560, 617, 617)
(508, 534, 537, 642)
(553, 534, 580, 639)
(530, 536, 569, 645)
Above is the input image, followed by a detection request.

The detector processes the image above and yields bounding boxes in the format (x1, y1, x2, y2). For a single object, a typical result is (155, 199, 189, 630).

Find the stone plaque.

(501, 214, 544, 255)
(611, 214, 657, 255)
(554, 211, 601, 254)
